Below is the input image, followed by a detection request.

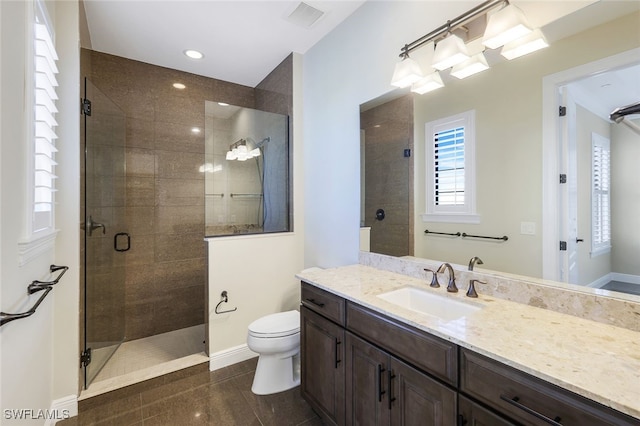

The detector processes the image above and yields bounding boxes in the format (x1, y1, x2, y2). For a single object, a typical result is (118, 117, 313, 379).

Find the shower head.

(609, 101, 640, 123)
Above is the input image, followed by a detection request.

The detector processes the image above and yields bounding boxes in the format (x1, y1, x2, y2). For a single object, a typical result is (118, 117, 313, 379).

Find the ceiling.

(82, 0, 366, 88)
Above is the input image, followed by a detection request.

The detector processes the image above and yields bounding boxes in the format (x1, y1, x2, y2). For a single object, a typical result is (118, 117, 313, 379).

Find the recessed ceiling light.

(218, 102, 229, 107)
(173, 83, 186, 89)
(184, 49, 204, 60)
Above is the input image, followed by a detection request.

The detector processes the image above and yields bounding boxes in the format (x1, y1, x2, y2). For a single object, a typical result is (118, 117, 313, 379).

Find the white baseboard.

(589, 272, 640, 288)
(46, 394, 78, 425)
(611, 272, 640, 285)
(209, 343, 257, 371)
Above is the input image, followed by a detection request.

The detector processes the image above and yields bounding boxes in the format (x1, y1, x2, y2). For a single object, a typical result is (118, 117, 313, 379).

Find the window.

(422, 110, 479, 223)
(591, 132, 611, 256)
(19, 0, 58, 264)
(33, 5, 58, 233)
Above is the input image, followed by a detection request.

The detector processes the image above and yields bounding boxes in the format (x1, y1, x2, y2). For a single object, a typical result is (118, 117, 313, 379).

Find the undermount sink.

(377, 287, 482, 321)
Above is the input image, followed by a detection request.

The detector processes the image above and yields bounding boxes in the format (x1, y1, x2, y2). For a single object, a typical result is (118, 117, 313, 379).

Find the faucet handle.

(466, 279, 486, 298)
(423, 268, 440, 288)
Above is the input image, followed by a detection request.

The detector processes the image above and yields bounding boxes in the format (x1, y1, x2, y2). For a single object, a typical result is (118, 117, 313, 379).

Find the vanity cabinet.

(300, 305, 345, 426)
(460, 348, 640, 426)
(300, 281, 640, 426)
(345, 332, 456, 425)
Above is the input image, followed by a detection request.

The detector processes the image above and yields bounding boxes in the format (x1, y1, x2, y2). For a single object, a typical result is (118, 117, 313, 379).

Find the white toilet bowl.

(247, 310, 300, 395)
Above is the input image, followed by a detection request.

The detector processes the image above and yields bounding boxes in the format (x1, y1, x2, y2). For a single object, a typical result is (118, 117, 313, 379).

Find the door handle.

(377, 364, 386, 402)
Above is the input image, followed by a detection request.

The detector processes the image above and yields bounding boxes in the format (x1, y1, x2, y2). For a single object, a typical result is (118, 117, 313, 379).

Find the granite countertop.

(296, 264, 640, 419)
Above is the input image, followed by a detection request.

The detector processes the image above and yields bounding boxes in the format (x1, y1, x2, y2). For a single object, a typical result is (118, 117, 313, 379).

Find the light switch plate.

(520, 222, 536, 235)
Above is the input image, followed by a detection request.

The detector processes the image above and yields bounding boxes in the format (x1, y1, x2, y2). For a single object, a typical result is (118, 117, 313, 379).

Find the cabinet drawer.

(301, 281, 345, 326)
(460, 349, 639, 426)
(346, 302, 457, 385)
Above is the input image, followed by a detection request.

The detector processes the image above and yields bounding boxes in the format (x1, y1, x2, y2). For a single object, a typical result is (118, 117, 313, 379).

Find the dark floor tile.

(234, 372, 317, 426)
(209, 357, 258, 384)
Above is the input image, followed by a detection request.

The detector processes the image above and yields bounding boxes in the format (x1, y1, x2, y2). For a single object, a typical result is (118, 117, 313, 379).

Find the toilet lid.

(248, 310, 300, 337)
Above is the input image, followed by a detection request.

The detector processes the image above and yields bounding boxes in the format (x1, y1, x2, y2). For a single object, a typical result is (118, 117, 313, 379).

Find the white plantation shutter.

(591, 133, 611, 255)
(434, 126, 465, 206)
(33, 20, 59, 232)
(423, 110, 478, 223)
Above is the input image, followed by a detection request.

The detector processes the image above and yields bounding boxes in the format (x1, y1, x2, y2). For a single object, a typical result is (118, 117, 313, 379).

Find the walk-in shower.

(205, 102, 290, 237)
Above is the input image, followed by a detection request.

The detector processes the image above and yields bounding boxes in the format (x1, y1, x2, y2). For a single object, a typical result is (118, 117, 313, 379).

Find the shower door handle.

(84, 215, 106, 236)
(114, 232, 131, 252)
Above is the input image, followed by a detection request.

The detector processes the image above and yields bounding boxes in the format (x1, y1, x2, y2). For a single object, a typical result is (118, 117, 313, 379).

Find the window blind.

(434, 126, 465, 206)
(33, 20, 58, 232)
(592, 136, 610, 253)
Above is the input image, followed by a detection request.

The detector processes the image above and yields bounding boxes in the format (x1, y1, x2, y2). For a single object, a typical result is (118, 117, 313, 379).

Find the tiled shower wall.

(84, 50, 256, 340)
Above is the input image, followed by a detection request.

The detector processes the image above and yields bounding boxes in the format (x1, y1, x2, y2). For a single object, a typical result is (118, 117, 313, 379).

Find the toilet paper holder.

(215, 290, 238, 314)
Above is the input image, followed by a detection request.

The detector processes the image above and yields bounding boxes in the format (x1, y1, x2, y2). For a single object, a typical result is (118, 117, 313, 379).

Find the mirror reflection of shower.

(610, 101, 640, 136)
(205, 102, 290, 236)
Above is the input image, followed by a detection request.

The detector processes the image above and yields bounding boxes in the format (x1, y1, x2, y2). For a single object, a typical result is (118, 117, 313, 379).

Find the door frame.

(541, 48, 640, 282)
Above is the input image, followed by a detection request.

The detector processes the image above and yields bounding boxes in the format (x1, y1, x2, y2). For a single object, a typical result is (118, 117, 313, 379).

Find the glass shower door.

(82, 78, 127, 388)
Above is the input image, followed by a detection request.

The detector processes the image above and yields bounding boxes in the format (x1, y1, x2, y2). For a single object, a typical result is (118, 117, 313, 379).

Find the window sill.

(421, 213, 481, 224)
(590, 245, 611, 258)
(18, 230, 58, 266)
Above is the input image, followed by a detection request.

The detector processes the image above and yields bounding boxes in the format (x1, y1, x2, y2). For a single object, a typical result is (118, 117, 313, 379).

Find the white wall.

(611, 118, 640, 277)
(0, 0, 80, 422)
(207, 54, 304, 367)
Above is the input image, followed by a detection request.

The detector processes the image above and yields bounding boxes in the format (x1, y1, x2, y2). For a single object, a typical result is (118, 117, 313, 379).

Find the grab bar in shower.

(230, 193, 263, 198)
(1, 265, 69, 327)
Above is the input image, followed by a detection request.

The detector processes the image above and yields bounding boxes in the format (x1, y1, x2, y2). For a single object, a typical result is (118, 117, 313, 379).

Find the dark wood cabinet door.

(301, 306, 345, 425)
(389, 357, 457, 426)
(345, 332, 391, 426)
(458, 395, 516, 426)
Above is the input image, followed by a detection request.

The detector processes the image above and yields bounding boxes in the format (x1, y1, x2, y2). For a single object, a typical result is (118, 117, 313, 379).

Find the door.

(389, 357, 457, 425)
(345, 332, 390, 426)
(82, 78, 127, 388)
(300, 306, 346, 425)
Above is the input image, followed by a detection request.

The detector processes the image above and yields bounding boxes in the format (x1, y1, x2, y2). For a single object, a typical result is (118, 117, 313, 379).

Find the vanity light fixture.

(411, 71, 445, 94)
(450, 53, 489, 79)
(184, 49, 204, 59)
(390, 51, 423, 88)
(391, 0, 548, 94)
(432, 32, 470, 71)
(225, 138, 265, 161)
(500, 28, 549, 60)
(482, 2, 532, 49)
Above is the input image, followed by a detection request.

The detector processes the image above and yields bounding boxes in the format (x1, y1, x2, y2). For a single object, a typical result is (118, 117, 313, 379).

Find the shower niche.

(205, 102, 290, 236)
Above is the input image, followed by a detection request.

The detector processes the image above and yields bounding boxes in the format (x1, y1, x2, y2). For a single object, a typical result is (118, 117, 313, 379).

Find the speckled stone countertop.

(296, 264, 640, 420)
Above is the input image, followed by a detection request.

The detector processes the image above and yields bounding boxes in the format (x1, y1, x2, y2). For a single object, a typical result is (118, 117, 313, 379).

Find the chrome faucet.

(468, 256, 483, 271)
(437, 263, 458, 293)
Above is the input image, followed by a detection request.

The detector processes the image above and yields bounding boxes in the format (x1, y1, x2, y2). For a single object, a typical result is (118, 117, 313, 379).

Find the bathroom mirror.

(205, 101, 290, 236)
(361, 2, 640, 297)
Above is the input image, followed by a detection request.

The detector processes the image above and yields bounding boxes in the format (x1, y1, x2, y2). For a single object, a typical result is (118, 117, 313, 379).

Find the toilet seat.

(248, 310, 299, 338)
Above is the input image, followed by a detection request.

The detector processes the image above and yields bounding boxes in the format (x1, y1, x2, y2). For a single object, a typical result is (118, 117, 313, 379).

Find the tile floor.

(60, 358, 321, 426)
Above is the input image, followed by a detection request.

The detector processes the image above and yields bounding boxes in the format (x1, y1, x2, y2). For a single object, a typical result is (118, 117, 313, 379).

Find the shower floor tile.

(83, 324, 207, 398)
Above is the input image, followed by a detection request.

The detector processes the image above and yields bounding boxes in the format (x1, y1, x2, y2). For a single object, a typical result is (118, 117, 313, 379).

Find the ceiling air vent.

(286, 2, 325, 29)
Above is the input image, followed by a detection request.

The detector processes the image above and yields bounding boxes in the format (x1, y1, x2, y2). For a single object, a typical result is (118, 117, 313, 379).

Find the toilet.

(247, 310, 300, 395)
